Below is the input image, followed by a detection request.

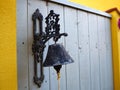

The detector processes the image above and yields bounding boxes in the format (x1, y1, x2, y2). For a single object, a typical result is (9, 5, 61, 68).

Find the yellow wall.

(70, 0, 120, 11)
(110, 11, 120, 90)
(0, 0, 17, 90)
(70, 0, 120, 90)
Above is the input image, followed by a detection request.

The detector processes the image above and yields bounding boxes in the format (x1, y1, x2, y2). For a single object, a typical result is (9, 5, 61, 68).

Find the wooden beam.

(106, 7, 120, 15)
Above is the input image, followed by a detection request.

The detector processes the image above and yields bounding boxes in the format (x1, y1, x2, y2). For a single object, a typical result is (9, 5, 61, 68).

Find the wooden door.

(17, 0, 113, 90)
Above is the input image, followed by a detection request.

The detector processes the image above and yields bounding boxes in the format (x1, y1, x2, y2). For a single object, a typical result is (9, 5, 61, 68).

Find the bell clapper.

(54, 65, 62, 90)
(54, 65, 62, 80)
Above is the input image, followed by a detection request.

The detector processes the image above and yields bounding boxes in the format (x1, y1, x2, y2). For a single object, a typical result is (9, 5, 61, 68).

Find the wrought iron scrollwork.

(32, 9, 67, 87)
(32, 9, 45, 87)
(45, 10, 67, 42)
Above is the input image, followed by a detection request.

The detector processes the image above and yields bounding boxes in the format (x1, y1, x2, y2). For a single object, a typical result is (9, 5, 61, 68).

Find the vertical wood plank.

(47, 2, 66, 90)
(64, 7, 80, 90)
(105, 18, 113, 90)
(77, 11, 91, 90)
(88, 13, 100, 90)
(97, 16, 107, 90)
(28, 0, 49, 90)
(17, 0, 28, 90)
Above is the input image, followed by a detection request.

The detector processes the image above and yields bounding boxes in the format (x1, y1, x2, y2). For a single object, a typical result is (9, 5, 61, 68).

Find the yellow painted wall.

(70, 0, 120, 90)
(110, 11, 120, 90)
(0, 0, 17, 90)
(70, 0, 120, 11)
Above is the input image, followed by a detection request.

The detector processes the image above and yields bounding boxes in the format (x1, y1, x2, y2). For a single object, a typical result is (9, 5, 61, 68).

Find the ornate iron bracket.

(32, 9, 67, 87)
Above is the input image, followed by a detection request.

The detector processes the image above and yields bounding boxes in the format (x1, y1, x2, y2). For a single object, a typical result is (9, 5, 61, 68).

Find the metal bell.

(43, 44, 74, 67)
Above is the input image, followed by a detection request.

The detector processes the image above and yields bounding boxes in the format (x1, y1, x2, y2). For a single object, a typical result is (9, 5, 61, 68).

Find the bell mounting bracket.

(32, 9, 67, 87)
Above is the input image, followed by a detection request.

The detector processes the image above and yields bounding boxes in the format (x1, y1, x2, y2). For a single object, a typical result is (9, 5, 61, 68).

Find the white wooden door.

(17, 0, 113, 90)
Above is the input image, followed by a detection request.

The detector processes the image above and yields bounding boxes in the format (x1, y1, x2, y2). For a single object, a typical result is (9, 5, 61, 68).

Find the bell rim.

(43, 60, 74, 67)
